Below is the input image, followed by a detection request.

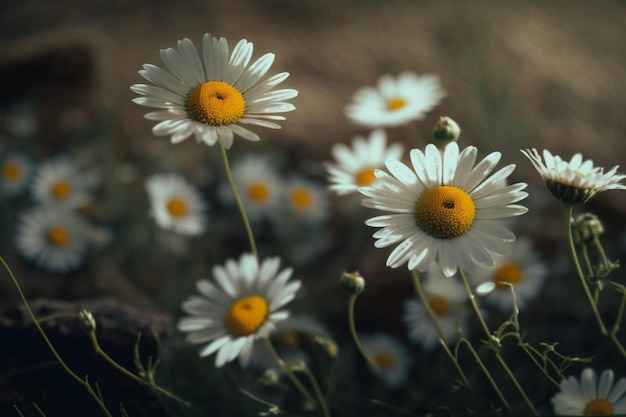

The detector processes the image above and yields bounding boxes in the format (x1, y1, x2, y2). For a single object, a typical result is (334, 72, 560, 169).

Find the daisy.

(325, 129, 404, 195)
(230, 155, 283, 222)
(360, 142, 528, 277)
(145, 173, 207, 236)
(360, 333, 410, 388)
(552, 368, 626, 415)
(131, 33, 298, 149)
(284, 177, 329, 223)
(1, 152, 33, 196)
(31, 155, 92, 209)
(177, 253, 301, 367)
(14, 205, 91, 273)
(521, 148, 626, 204)
(470, 237, 547, 313)
(345, 71, 445, 128)
(402, 267, 469, 349)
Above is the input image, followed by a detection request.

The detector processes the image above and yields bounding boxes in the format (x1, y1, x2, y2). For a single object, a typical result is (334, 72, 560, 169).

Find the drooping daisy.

(131, 33, 298, 149)
(521, 148, 626, 204)
(345, 71, 445, 128)
(325, 129, 404, 195)
(0, 152, 33, 196)
(360, 333, 410, 388)
(230, 155, 283, 222)
(14, 205, 91, 273)
(360, 142, 528, 277)
(145, 173, 207, 236)
(177, 253, 301, 367)
(31, 155, 92, 209)
(284, 177, 329, 223)
(552, 368, 626, 415)
(470, 236, 547, 313)
(402, 267, 469, 350)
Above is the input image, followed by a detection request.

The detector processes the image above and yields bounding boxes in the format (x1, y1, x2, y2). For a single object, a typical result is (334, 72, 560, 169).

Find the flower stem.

(300, 363, 331, 417)
(347, 293, 378, 369)
(220, 144, 258, 260)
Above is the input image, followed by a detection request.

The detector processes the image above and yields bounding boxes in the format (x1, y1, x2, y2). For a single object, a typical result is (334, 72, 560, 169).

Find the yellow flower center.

(387, 97, 406, 111)
(51, 180, 71, 200)
(248, 182, 270, 203)
(2, 162, 21, 181)
(275, 330, 300, 347)
(493, 262, 524, 289)
(290, 187, 312, 210)
(225, 295, 268, 337)
(46, 226, 70, 246)
(584, 399, 614, 415)
(429, 295, 450, 316)
(356, 168, 376, 186)
(166, 197, 188, 218)
(373, 349, 394, 369)
(415, 186, 476, 239)
(185, 81, 245, 126)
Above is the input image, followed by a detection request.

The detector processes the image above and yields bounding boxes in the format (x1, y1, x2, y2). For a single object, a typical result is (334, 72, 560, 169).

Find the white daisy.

(325, 129, 404, 195)
(360, 142, 528, 277)
(360, 332, 410, 388)
(131, 33, 298, 149)
(145, 173, 207, 237)
(521, 148, 626, 204)
(345, 71, 445, 128)
(284, 177, 329, 223)
(177, 253, 301, 367)
(230, 155, 283, 222)
(14, 205, 91, 273)
(1, 152, 33, 196)
(402, 267, 469, 350)
(552, 368, 626, 415)
(470, 236, 547, 313)
(31, 155, 92, 209)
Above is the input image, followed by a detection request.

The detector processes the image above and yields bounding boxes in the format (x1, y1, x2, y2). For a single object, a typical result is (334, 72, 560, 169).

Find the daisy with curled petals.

(131, 33, 298, 149)
(1, 152, 33, 196)
(177, 253, 301, 367)
(145, 173, 208, 236)
(31, 155, 92, 209)
(521, 148, 626, 204)
(360, 332, 410, 388)
(345, 71, 445, 129)
(230, 155, 283, 222)
(552, 368, 626, 415)
(15, 205, 91, 273)
(325, 129, 404, 195)
(360, 142, 528, 277)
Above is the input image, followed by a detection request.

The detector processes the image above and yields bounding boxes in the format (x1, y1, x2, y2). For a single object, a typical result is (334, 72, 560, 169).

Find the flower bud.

(572, 213, 604, 245)
(340, 271, 365, 294)
(78, 309, 96, 335)
(432, 116, 461, 149)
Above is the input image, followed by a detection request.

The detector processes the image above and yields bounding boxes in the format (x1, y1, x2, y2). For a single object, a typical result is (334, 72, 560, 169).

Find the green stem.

(220, 144, 258, 260)
(300, 363, 331, 417)
(347, 294, 378, 370)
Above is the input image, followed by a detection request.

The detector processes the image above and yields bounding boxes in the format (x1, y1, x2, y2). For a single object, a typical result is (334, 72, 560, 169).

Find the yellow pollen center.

(493, 263, 524, 289)
(248, 183, 270, 203)
(387, 97, 406, 111)
(374, 349, 394, 369)
(51, 180, 71, 200)
(415, 186, 476, 239)
(225, 295, 268, 337)
(276, 330, 300, 347)
(185, 81, 245, 126)
(166, 197, 187, 218)
(584, 399, 614, 415)
(46, 226, 70, 246)
(290, 188, 312, 210)
(356, 168, 376, 186)
(429, 295, 450, 316)
(2, 162, 21, 181)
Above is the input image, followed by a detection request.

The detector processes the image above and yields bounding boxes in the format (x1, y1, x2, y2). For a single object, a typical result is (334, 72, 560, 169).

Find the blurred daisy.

(15, 205, 91, 273)
(345, 71, 444, 128)
(1, 152, 33, 196)
(177, 253, 301, 367)
(230, 155, 283, 222)
(284, 177, 329, 222)
(145, 173, 208, 237)
(360, 333, 410, 388)
(31, 155, 92, 209)
(360, 142, 528, 277)
(522, 148, 626, 204)
(552, 368, 626, 415)
(325, 129, 404, 195)
(131, 33, 298, 149)
(403, 267, 469, 349)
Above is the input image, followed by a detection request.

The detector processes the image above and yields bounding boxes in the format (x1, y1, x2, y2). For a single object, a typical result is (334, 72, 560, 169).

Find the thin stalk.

(347, 293, 378, 369)
(300, 363, 331, 417)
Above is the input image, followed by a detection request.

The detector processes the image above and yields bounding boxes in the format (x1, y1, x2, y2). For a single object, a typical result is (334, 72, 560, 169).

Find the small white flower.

(145, 173, 208, 236)
(230, 155, 283, 222)
(284, 177, 329, 223)
(0, 152, 33, 196)
(345, 71, 445, 128)
(31, 155, 92, 209)
(177, 253, 301, 367)
(325, 129, 404, 195)
(14, 205, 91, 273)
(360, 333, 410, 388)
(552, 368, 626, 415)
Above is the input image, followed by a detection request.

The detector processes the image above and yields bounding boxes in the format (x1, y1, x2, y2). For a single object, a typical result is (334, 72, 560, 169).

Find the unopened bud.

(572, 213, 604, 245)
(313, 335, 339, 359)
(432, 116, 461, 149)
(340, 271, 365, 294)
(78, 309, 96, 335)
